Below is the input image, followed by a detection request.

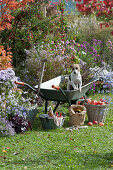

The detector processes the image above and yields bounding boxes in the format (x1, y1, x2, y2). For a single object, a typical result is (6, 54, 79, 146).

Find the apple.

(100, 98, 104, 102)
(93, 121, 98, 125)
(95, 101, 104, 105)
(98, 101, 105, 105)
(91, 100, 97, 105)
(87, 99, 91, 104)
(99, 122, 104, 126)
(95, 101, 100, 105)
(88, 122, 93, 126)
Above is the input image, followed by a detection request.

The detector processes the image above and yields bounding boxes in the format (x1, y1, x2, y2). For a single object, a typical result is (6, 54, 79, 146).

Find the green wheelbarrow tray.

(15, 76, 99, 114)
(34, 76, 99, 113)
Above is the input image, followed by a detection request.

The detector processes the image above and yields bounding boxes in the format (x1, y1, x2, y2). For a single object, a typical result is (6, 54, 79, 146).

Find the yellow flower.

(77, 44, 80, 47)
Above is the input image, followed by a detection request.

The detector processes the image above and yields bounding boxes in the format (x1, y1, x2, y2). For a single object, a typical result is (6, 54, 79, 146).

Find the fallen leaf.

(24, 166, 27, 169)
(2, 150, 7, 153)
(13, 152, 19, 155)
(70, 138, 74, 140)
(37, 134, 40, 137)
(0, 156, 6, 159)
(22, 158, 25, 161)
(47, 160, 50, 163)
(61, 132, 65, 134)
(45, 150, 51, 153)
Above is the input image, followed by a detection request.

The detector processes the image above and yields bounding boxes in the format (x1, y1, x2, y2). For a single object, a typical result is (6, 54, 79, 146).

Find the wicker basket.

(69, 105, 86, 126)
(85, 104, 109, 122)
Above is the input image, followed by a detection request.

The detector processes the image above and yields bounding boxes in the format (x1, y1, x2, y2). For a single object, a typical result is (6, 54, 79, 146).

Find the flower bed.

(0, 68, 34, 136)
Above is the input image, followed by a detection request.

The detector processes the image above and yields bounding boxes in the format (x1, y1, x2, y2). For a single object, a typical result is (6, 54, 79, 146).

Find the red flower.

(100, 23, 103, 29)
(105, 23, 109, 27)
(111, 30, 113, 36)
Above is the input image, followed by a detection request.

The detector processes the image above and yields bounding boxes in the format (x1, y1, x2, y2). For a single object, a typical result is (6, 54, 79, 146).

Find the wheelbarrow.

(15, 75, 99, 114)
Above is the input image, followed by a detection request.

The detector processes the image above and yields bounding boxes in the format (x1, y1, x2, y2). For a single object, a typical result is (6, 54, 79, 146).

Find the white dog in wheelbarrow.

(67, 64, 82, 92)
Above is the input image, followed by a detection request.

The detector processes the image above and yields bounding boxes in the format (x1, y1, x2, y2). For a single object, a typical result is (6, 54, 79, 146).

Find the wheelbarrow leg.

(45, 100, 48, 114)
(53, 101, 60, 113)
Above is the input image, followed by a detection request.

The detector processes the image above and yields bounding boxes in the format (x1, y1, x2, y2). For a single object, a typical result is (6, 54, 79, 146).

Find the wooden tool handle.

(14, 81, 24, 86)
(52, 85, 60, 90)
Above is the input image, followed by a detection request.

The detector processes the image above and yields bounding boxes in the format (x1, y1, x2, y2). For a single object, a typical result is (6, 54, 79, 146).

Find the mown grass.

(0, 94, 113, 170)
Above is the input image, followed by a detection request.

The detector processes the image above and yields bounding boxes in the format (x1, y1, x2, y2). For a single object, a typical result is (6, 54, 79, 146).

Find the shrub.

(0, 68, 35, 135)
(87, 71, 113, 95)
(18, 38, 105, 86)
(0, 117, 15, 137)
(0, 46, 13, 70)
(9, 114, 32, 134)
(18, 39, 80, 86)
(67, 15, 113, 67)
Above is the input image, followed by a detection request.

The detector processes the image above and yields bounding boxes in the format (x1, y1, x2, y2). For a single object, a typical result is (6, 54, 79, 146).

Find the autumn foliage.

(0, 0, 34, 31)
(0, 46, 13, 70)
(0, 0, 34, 70)
(73, 0, 113, 35)
(75, 0, 113, 17)
(75, 0, 113, 25)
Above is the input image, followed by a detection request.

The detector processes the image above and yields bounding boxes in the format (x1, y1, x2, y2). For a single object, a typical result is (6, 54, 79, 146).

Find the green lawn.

(0, 94, 113, 170)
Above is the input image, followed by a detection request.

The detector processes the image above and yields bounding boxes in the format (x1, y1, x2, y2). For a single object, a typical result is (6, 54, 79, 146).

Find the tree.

(0, 0, 34, 31)
(0, 0, 35, 69)
(74, 0, 113, 30)
(0, 45, 13, 70)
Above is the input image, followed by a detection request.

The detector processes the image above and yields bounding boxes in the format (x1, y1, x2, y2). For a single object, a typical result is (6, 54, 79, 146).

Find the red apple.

(100, 98, 104, 102)
(95, 101, 99, 105)
(91, 100, 97, 105)
(88, 122, 93, 126)
(99, 122, 104, 126)
(98, 101, 104, 105)
(93, 121, 98, 125)
(87, 99, 91, 104)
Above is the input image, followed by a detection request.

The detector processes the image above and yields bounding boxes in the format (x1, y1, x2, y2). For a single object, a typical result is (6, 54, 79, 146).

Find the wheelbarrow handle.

(14, 81, 24, 86)
(14, 81, 37, 92)
(52, 85, 60, 90)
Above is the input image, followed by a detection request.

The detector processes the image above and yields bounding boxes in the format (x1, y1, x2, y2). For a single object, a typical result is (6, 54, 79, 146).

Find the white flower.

(81, 51, 86, 55)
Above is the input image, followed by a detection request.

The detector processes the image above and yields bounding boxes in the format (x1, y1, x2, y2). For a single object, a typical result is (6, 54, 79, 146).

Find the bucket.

(39, 114, 65, 129)
(28, 108, 38, 124)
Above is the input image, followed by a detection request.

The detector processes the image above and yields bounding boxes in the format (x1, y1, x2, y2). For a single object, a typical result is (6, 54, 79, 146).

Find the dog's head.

(71, 64, 80, 75)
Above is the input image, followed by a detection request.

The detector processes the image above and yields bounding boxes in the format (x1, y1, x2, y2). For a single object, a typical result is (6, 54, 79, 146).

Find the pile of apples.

(87, 98, 108, 105)
(88, 121, 104, 126)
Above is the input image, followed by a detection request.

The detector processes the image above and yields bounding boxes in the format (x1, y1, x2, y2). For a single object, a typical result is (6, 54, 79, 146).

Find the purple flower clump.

(0, 117, 15, 137)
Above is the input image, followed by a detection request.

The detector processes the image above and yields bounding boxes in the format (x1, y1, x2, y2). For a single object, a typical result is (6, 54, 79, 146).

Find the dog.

(67, 64, 82, 92)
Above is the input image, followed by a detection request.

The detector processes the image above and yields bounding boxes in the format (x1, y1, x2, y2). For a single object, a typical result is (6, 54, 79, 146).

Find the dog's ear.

(70, 64, 74, 70)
